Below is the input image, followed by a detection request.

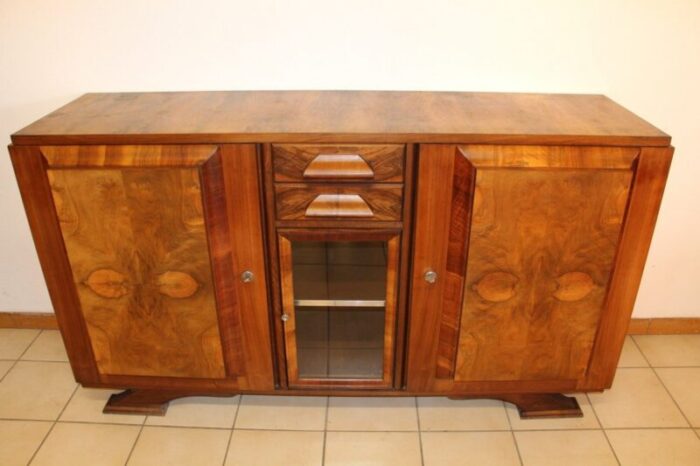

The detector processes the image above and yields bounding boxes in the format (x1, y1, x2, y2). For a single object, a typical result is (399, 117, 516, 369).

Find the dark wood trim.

(582, 146, 674, 390)
(491, 393, 582, 419)
(200, 149, 244, 376)
(9, 145, 100, 384)
(262, 143, 289, 388)
(394, 143, 416, 389)
(103, 389, 237, 416)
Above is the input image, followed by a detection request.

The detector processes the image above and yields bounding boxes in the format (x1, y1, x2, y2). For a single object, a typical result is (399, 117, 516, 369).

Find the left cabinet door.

(10, 145, 274, 390)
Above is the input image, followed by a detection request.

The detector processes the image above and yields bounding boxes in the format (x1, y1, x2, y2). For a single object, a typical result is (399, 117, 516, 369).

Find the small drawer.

(275, 184, 403, 221)
(272, 144, 405, 182)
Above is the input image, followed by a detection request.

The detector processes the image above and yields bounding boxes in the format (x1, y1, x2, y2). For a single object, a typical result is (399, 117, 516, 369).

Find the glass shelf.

(290, 240, 389, 381)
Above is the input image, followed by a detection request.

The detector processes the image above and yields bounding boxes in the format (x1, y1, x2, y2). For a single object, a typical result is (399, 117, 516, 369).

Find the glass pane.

(292, 241, 387, 380)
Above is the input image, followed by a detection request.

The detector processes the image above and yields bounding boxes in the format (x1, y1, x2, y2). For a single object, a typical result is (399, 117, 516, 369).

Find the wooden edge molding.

(1, 311, 699, 335)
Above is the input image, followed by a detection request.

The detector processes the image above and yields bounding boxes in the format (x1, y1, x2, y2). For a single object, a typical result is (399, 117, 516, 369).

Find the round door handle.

(424, 269, 438, 284)
(240, 270, 254, 283)
(281, 313, 290, 322)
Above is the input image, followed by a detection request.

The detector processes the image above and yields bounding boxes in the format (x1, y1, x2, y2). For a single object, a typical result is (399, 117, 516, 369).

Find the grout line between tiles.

(322, 396, 329, 466)
(15, 358, 71, 364)
(3, 330, 52, 465)
(123, 407, 148, 466)
(629, 337, 694, 431)
(0, 329, 42, 384)
(54, 420, 233, 431)
(502, 400, 524, 466)
(586, 393, 621, 465)
(221, 395, 242, 466)
(27, 381, 79, 465)
(415, 397, 425, 466)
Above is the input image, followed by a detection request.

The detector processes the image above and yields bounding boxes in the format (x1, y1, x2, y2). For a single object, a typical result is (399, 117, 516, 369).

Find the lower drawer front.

(275, 184, 403, 221)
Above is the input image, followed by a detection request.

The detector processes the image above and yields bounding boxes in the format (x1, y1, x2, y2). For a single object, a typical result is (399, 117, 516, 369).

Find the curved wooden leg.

(103, 389, 198, 416)
(448, 393, 583, 419)
(499, 393, 582, 419)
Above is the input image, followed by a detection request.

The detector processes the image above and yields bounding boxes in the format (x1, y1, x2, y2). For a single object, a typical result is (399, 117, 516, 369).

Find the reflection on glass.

(292, 241, 387, 379)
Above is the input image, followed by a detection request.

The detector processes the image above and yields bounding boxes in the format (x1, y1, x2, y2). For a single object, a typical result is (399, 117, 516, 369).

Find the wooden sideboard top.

(12, 90, 670, 146)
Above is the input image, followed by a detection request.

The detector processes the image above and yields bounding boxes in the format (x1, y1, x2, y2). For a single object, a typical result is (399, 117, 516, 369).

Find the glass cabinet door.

(278, 231, 400, 388)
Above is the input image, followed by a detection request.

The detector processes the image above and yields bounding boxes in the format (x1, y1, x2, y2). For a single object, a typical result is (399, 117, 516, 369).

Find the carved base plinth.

(449, 393, 583, 419)
(103, 389, 202, 416)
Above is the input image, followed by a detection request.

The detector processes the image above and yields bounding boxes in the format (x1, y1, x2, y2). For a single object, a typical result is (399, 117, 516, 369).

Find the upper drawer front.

(276, 184, 403, 221)
(272, 144, 405, 182)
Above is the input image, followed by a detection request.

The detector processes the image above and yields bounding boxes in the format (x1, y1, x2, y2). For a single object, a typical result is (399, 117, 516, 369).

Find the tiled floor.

(1, 330, 700, 465)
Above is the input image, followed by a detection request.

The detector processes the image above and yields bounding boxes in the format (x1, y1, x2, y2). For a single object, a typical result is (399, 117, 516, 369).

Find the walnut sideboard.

(9, 91, 673, 418)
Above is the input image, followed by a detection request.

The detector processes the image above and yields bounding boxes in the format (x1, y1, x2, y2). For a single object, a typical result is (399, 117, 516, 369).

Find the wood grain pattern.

(408, 144, 636, 392)
(304, 194, 374, 218)
(435, 152, 474, 379)
(275, 184, 403, 221)
(303, 154, 374, 180)
(10, 146, 100, 383)
(454, 147, 633, 382)
(219, 144, 275, 390)
(581, 146, 674, 389)
(273, 144, 404, 182)
(12, 92, 669, 146)
(46, 154, 226, 378)
(8, 91, 674, 407)
(406, 145, 459, 392)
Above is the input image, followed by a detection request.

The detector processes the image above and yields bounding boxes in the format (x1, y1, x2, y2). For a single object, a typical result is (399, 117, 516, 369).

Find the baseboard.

(627, 318, 700, 335)
(1, 311, 699, 334)
(0, 312, 58, 329)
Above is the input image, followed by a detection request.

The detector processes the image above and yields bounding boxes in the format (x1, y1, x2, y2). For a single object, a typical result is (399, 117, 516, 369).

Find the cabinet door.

(408, 144, 644, 393)
(11, 144, 274, 389)
(277, 230, 401, 389)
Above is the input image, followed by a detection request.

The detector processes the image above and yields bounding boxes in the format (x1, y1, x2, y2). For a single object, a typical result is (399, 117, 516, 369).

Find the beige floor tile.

(588, 368, 687, 428)
(515, 430, 617, 466)
(634, 334, 700, 367)
(128, 426, 230, 466)
(618, 336, 649, 367)
(327, 397, 418, 431)
(657, 368, 700, 427)
(0, 360, 13, 379)
(0, 420, 52, 466)
(325, 431, 422, 466)
(422, 431, 520, 466)
(506, 394, 600, 430)
(33, 422, 139, 466)
(418, 397, 510, 431)
(60, 386, 145, 425)
(0, 361, 76, 420)
(21, 330, 69, 362)
(0, 328, 39, 359)
(607, 429, 700, 466)
(146, 395, 239, 428)
(235, 395, 327, 430)
(225, 430, 323, 466)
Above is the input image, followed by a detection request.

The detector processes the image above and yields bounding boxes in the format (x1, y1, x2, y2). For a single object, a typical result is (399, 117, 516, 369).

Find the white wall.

(1, 0, 698, 317)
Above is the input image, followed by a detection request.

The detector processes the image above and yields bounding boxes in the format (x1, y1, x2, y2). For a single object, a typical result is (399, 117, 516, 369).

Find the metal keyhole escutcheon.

(240, 270, 254, 283)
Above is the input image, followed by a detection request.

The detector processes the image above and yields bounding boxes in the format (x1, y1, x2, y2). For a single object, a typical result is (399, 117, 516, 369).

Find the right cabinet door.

(408, 144, 644, 393)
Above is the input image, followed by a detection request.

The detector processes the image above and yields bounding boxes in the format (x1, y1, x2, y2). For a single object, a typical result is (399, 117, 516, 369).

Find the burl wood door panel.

(18, 145, 274, 386)
(408, 144, 638, 392)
